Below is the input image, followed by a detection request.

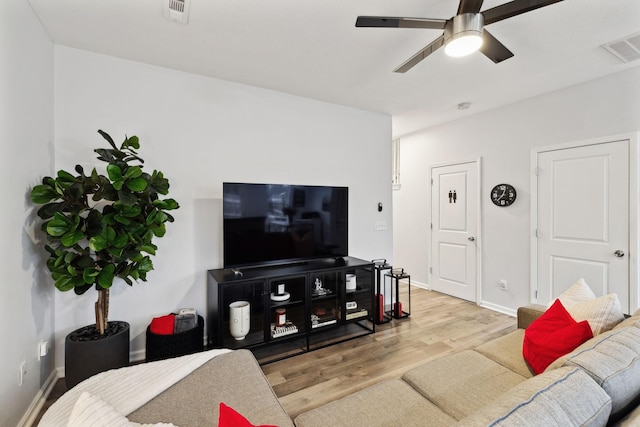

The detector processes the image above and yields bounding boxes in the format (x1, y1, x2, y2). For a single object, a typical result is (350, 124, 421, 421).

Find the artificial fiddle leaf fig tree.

(31, 130, 179, 336)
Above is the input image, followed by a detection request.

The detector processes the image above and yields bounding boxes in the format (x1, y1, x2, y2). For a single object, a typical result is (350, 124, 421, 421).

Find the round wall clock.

(490, 184, 517, 207)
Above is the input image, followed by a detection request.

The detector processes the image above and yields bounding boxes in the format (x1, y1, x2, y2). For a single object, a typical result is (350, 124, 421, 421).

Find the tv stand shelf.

(207, 256, 375, 364)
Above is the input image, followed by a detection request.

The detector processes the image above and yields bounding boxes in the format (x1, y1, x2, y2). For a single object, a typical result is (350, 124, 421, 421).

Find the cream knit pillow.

(556, 278, 596, 307)
(566, 293, 625, 335)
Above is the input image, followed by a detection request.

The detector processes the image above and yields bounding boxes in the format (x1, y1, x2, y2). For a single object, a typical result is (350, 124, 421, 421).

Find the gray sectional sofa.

(42, 304, 640, 426)
(295, 304, 640, 426)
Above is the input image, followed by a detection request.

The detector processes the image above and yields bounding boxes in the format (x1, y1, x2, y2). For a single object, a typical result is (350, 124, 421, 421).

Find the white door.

(431, 161, 479, 302)
(535, 140, 630, 312)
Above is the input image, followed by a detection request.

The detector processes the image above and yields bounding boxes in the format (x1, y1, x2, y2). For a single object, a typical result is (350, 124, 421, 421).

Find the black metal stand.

(372, 259, 392, 324)
(385, 268, 411, 319)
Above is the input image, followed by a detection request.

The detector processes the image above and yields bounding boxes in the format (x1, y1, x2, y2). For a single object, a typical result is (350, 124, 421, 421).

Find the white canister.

(229, 301, 250, 340)
(346, 274, 357, 291)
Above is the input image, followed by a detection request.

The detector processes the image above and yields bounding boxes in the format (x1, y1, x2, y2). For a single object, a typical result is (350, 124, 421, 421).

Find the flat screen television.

(223, 182, 348, 268)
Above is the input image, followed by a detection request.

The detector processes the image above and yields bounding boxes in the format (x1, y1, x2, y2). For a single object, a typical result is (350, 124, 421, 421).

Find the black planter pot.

(65, 321, 130, 389)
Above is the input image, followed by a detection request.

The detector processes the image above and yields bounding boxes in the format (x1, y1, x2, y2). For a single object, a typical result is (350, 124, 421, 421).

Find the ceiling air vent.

(601, 31, 640, 63)
(164, 0, 191, 24)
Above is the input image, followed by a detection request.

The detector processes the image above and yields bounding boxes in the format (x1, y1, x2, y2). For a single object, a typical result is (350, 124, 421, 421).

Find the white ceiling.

(28, 0, 640, 138)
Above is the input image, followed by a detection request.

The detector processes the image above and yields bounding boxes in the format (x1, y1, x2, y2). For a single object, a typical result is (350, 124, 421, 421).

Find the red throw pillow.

(523, 299, 593, 374)
(218, 402, 278, 427)
(149, 314, 175, 335)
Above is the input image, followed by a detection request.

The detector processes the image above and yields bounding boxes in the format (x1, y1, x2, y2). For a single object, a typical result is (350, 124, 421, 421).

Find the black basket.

(146, 315, 204, 362)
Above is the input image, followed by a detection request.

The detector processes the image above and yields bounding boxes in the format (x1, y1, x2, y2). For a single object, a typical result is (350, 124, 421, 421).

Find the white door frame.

(530, 132, 640, 312)
(428, 157, 483, 304)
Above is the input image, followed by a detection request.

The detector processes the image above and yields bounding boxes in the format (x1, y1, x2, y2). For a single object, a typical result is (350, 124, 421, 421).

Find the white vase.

(229, 301, 250, 340)
(346, 273, 357, 291)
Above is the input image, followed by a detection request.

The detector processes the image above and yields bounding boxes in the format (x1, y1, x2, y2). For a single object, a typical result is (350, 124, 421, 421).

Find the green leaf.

(54, 254, 66, 268)
(55, 276, 77, 292)
(85, 210, 104, 236)
(149, 170, 170, 195)
(124, 166, 142, 179)
(117, 190, 137, 206)
(94, 148, 114, 163)
(105, 226, 116, 242)
(77, 255, 95, 269)
(153, 198, 179, 210)
(61, 230, 83, 247)
(145, 210, 158, 225)
(98, 130, 118, 150)
(89, 235, 108, 252)
(74, 282, 93, 295)
(36, 202, 64, 219)
(151, 223, 166, 237)
(139, 244, 156, 255)
(154, 211, 169, 224)
(113, 234, 129, 248)
(126, 177, 147, 192)
(107, 164, 122, 181)
(31, 185, 59, 204)
(54, 211, 73, 225)
(122, 135, 140, 150)
(82, 268, 99, 284)
(114, 214, 131, 225)
(46, 219, 70, 237)
(137, 257, 153, 273)
(56, 170, 76, 182)
(97, 264, 115, 289)
(107, 247, 124, 257)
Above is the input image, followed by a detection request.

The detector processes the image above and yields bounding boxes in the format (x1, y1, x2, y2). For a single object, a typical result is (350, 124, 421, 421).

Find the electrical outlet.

(374, 221, 387, 231)
(19, 361, 26, 386)
(499, 280, 508, 291)
(38, 341, 48, 361)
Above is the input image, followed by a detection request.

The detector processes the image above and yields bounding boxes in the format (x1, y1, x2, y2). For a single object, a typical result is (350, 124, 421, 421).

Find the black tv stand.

(207, 256, 374, 364)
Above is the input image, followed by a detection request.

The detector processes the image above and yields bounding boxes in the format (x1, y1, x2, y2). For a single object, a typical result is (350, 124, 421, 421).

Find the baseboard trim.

(480, 300, 517, 318)
(410, 280, 430, 290)
(17, 368, 59, 427)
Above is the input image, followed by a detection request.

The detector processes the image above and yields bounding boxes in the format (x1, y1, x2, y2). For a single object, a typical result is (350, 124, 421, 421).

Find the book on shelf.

(346, 309, 368, 320)
(311, 318, 337, 329)
(270, 322, 298, 338)
(311, 313, 337, 329)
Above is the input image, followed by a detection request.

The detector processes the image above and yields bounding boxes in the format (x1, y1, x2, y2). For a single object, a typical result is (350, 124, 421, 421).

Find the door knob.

(468, 237, 475, 241)
(614, 250, 625, 258)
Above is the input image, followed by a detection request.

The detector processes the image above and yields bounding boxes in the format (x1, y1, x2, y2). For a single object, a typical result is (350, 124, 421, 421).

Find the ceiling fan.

(356, 0, 564, 73)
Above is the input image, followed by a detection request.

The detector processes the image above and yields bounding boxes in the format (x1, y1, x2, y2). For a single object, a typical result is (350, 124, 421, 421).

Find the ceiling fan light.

(445, 33, 483, 57)
(444, 13, 484, 58)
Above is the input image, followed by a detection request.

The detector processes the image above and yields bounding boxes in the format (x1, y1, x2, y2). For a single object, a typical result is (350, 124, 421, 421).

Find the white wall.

(0, 0, 55, 425)
(394, 66, 640, 314)
(53, 46, 393, 369)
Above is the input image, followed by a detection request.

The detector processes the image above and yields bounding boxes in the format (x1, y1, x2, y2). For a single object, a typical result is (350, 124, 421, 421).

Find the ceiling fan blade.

(394, 35, 445, 73)
(482, 0, 564, 25)
(356, 16, 446, 30)
(479, 30, 514, 63)
(457, 0, 484, 15)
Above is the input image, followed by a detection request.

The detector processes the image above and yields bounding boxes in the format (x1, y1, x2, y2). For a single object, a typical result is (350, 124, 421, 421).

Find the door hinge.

(534, 167, 540, 176)
(535, 229, 539, 238)
(431, 178, 433, 185)
(430, 223, 433, 230)
(429, 267, 432, 274)
(534, 290, 538, 299)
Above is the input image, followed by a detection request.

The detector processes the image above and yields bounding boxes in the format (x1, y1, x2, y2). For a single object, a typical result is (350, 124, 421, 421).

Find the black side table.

(385, 268, 411, 319)
(372, 259, 392, 324)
